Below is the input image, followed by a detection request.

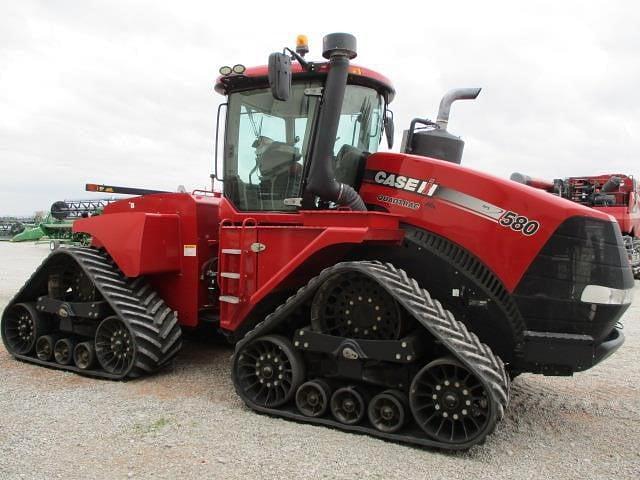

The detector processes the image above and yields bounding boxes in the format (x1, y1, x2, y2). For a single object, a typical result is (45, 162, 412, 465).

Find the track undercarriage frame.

(232, 261, 510, 449)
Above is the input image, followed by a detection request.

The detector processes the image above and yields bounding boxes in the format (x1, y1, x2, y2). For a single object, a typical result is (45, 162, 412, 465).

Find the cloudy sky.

(1, 0, 638, 215)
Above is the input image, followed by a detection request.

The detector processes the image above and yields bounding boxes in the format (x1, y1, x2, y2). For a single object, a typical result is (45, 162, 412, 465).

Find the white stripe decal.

(433, 187, 505, 221)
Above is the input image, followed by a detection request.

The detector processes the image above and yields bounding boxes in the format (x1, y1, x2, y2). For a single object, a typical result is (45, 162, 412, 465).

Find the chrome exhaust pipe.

(436, 88, 482, 130)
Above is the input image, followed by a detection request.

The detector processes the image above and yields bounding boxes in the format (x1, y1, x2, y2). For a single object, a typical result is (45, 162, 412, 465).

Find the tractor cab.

(214, 34, 395, 212)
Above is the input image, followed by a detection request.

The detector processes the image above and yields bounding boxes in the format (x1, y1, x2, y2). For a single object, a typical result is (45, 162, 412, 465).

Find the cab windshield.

(224, 82, 384, 211)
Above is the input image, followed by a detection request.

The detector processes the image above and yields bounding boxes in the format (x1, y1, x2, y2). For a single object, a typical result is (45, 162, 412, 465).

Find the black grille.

(514, 216, 633, 341)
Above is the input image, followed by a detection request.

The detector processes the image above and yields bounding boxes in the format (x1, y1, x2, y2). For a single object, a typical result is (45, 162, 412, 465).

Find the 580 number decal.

(499, 211, 540, 236)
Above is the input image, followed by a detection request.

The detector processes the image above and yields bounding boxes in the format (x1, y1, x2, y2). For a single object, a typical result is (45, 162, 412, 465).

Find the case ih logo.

(371, 170, 439, 197)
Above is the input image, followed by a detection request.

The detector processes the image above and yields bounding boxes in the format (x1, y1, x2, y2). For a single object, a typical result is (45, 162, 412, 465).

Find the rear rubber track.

(2, 246, 182, 379)
(233, 260, 510, 450)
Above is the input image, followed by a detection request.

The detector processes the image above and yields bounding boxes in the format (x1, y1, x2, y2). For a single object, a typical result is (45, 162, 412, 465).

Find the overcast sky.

(1, 0, 638, 215)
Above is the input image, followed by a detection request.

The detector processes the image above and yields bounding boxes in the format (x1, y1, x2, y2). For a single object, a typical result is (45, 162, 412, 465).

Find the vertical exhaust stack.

(435, 88, 482, 131)
(305, 33, 367, 211)
(403, 88, 481, 164)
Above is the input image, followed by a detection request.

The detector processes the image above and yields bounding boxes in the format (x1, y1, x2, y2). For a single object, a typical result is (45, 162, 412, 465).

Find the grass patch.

(134, 417, 170, 434)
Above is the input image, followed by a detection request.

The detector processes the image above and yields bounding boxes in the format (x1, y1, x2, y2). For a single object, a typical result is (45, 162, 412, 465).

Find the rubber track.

(4, 246, 182, 379)
(234, 260, 510, 449)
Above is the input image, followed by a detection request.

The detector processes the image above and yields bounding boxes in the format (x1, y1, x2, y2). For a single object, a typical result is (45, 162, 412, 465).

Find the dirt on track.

(0, 242, 639, 479)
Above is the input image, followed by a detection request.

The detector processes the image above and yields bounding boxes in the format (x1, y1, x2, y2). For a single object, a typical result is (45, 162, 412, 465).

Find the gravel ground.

(0, 241, 639, 479)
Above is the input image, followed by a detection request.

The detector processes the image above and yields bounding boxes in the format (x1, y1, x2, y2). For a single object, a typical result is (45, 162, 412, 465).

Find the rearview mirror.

(268, 53, 291, 101)
(384, 109, 395, 149)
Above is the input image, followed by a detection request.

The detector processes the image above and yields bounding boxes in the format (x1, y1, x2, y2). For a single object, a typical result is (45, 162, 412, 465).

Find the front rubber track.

(232, 260, 510, 450)
(1, 246, 182, 379)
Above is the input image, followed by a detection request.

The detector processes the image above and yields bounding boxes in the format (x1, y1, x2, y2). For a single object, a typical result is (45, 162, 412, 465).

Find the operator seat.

(258, 141, 303, 207)
(334, 144, 368, 190)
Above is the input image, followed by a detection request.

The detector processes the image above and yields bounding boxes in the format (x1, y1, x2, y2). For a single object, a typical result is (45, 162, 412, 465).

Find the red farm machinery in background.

(511, 172, 640, 278)
(2, 33, 635, 450)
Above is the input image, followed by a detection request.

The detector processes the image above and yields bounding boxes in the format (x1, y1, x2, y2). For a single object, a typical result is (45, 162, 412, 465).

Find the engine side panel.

(359, 153, 633, 374)
(359, 152, 614, 292)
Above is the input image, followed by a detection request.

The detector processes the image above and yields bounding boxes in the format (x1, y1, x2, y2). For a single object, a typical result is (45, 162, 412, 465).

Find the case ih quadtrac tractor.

(2, 34, 634, 449)
(511, 172, 640, 278)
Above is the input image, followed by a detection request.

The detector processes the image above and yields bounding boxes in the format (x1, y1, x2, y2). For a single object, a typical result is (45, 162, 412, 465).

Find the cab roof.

(214, 62, 395, 103)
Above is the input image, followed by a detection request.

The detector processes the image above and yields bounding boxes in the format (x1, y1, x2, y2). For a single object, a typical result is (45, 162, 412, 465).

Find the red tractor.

(2, 34, 634, 449)
(511, 172, 640, 278)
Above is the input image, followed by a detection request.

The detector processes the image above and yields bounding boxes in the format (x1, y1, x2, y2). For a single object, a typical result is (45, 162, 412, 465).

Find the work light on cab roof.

(219, 64, 246, 76)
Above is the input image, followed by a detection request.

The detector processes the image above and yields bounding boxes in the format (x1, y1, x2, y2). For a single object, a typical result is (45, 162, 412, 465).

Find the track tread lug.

(158, 312, 179, 338)
(149, 298, 164, 315)
(155, 307, 172, 327)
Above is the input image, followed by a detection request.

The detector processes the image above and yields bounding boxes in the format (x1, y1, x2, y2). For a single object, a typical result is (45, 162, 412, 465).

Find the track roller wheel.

(410, 357, 494, 445)
(1, 303, 49, 355)
(296, 379, 332, 417)
(36, 334, 61, 361)
(95, 316, 135, 376)
(368, 390, 408, 433)
(330, 386, 367, 425)
(74, 341, 96, 370)
(54, 338, 76, 365)
(233, 335, 304, 408)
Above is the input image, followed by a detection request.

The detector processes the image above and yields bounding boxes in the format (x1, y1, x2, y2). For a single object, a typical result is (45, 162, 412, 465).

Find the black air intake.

(305, 33, 366, 211)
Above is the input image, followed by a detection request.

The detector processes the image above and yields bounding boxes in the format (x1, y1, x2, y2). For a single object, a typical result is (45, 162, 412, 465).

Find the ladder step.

(219, 295, 240, 304)
(221, 249, 242, 255)
(220, 272, 241, 279)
